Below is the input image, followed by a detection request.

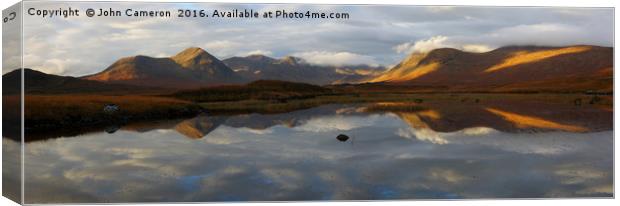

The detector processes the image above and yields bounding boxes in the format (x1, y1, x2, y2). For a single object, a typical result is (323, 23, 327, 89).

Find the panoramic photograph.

(2, 1, 614, 203)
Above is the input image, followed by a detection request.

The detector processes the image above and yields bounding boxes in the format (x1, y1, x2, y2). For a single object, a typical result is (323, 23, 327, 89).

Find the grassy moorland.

(197, 92, 613, 114)
(6, 95, 202, 131)
(5, 80, 334, 132)
(173, 80, 333, 102)
(172, 80, 434, 114)
(173, 80, 612, 114)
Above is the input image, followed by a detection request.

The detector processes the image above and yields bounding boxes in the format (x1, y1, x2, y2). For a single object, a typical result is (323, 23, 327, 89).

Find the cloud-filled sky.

(10, 2, 614, 76)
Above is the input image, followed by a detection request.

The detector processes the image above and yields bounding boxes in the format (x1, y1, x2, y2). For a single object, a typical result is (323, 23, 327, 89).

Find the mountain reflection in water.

(11, 101, 613, 203)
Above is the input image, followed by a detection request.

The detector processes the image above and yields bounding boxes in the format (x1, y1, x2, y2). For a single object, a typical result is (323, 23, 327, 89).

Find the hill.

(2, 69, 150, 94)
(82, 47, 243, 89)
(369, 45, 613, 93)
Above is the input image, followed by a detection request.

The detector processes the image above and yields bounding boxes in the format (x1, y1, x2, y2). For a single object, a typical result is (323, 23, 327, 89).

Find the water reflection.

(485, 107, 587, 132)
(21, 102, 613, 203)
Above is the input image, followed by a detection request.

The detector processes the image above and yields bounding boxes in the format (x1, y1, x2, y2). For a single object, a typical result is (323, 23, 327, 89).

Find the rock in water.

(336, 134, 350, 142)
(103, 104, 119, 114)
(104, 125, 120, 134)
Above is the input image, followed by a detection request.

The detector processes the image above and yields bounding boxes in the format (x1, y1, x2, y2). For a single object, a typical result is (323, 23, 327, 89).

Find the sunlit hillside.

(484, 46, 591, 73)
(367, 45, 612, 93)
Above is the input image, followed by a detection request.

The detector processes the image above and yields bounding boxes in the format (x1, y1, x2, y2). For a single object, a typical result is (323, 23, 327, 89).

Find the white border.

(1, 0, 618, 206)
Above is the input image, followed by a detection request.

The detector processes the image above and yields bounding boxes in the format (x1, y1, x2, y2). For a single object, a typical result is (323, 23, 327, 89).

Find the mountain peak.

(175, 47, 209, 58)
(171, 47, 222, 69)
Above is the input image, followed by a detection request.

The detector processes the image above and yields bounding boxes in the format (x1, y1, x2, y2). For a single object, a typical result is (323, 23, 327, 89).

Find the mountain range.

(3, 45, 613, 93)
(82, 47, 244, 89)
(80, 47, 384, 88)
(223, 54, 385, 85)
(370, 45, 612, 92)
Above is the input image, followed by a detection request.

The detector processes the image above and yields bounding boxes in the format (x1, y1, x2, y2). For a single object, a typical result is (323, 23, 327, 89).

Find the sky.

(7, 2, 614, 76)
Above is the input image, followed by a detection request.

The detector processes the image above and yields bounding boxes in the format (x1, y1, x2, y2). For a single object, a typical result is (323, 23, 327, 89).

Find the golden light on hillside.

(369, 53, 428, 82)
(484, 46, 591, 73)
(399, 62, 440, 81)
(485, 108, 588, 132)
(373, 62, 440, 82)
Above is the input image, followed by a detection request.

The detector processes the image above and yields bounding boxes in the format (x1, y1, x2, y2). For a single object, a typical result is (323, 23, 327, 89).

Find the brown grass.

(22, 95, 201, 129)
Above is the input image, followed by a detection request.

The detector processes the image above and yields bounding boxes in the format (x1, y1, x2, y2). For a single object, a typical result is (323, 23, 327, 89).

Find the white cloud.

(461, 44, 493, 53)
(204, 40, 242, 51)
(393, 42, 415, 54)
(294, 115, 381, 132)
(202, 40, 277, 58)
(292, 51, 378, 66)
(38, 58, 83, 76)
(397, 127, 449, 145)
(394, 36, 450, 54)
(245, 50, 273, 56)
(396, 125, 611, 155)
(394, 36, 494, 54)
(460, 127, 496, 136)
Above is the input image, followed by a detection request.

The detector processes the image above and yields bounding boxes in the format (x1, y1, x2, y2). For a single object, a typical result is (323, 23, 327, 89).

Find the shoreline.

(3, 92, 612, 141)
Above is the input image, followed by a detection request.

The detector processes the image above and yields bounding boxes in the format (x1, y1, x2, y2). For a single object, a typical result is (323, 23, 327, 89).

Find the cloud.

(429, 168, 466, 183)
(461, 44, 493, 53)
(395, 124, 611, 155)
(397, 127, 449, 144)
(294, 115, 383, 132)
(204, 40, 242, 51)
(245, 50, 273, 56)
(394, 36, 494, 54)
(483, 23, 592, 46)
(460, 127, 496, 136)
(292, 51, 378, 66)
(393, 42, 414, 54)
(201, 40, 245, 57)
(39, 58, 83, 75)
(394, 36, 450, 54)
(17, 103, 613, 201)
(16, 2, 613, 76)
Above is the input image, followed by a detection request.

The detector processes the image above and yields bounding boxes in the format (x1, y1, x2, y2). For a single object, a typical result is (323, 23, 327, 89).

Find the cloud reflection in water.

(20, 104, 613, 203)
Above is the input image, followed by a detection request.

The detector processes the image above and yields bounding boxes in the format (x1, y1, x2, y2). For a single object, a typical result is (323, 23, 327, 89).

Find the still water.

(6, 101, 614, 203)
